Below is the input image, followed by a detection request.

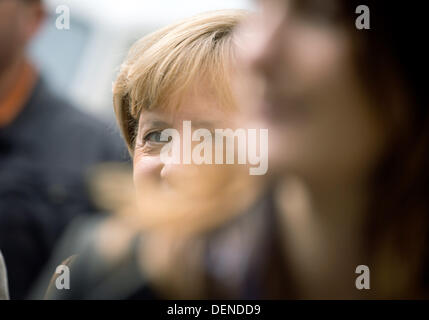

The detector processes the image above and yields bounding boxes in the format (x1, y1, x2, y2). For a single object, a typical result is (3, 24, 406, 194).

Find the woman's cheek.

(289, 27, 349, 92)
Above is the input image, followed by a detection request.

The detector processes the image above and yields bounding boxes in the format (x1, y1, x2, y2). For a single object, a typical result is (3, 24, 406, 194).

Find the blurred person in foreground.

(0, 0, 126, 299)
(137, 0, 429, 299)
(232, 0, 429, 298)
(32, 9, 269, 300)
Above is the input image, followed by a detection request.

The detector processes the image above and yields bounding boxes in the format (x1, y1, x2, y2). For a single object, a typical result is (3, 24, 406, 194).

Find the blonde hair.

(113, 9, 248, 154)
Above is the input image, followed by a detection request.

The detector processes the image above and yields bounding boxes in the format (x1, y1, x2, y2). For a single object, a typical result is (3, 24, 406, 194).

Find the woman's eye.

(143, 131, 173, 144)
(144, 131, 164, 143)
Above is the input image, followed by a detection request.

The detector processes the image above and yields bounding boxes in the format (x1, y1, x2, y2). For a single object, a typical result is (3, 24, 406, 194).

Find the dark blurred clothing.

(0, 76, 128, 299)
(35, 215, 159, 300)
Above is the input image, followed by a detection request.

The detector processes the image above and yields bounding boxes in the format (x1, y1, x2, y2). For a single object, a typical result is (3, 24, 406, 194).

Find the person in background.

(0, 0, 126, 299)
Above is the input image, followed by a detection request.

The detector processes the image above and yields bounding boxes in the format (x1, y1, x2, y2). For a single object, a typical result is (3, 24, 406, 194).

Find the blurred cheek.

(286, 27, 350, 94)
(268, 31, 379, 176)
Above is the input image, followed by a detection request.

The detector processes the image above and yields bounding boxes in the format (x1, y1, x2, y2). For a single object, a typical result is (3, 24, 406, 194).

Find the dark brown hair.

(342, 1, 429, 297)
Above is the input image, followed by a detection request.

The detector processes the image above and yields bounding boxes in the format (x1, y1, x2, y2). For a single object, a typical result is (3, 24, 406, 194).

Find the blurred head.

(237, 0, 429, 296)
(0, 0, 44, 73)
(113, 10, 249, 195)
(237, 0, 393, 186)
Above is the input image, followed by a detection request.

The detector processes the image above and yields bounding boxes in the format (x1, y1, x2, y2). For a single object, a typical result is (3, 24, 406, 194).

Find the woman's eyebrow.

(191, 120, 225, 129)
(140, 119, 172, 129)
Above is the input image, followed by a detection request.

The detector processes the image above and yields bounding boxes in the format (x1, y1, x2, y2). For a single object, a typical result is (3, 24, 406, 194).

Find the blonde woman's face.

(236, 0, 387, 184)
(133, 86, 238, 196)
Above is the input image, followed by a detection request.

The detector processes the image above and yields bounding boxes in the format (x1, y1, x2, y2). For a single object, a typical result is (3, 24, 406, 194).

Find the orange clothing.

(0, 61, 37, 128)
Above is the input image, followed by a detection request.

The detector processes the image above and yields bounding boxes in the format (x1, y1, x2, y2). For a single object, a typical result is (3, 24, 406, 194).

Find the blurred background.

(29, 0, 254, 123)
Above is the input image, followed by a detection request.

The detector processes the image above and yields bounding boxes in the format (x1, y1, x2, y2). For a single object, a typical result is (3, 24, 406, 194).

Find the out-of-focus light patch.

(43, 0, 255, 30)
(34, 0, 256, 118)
